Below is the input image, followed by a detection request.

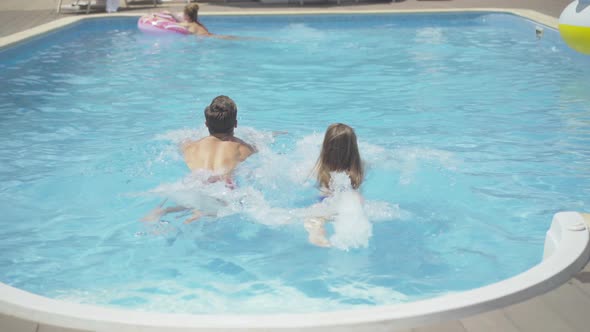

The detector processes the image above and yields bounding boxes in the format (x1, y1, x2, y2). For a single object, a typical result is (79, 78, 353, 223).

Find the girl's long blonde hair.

(184, 3, 200, 23)
(314, 123, 364, 190)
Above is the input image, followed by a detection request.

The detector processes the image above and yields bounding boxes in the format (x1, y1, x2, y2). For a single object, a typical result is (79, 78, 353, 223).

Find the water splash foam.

(144, 128, 446, 249)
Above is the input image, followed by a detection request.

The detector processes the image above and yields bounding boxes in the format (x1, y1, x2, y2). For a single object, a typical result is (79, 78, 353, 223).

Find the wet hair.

(184, 3, 200, 23)
(314, 123, 364, 190)
(204, 95, 237, 135)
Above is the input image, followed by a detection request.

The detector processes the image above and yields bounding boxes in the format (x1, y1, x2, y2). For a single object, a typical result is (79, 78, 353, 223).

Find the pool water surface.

(0, 13, 589, 314)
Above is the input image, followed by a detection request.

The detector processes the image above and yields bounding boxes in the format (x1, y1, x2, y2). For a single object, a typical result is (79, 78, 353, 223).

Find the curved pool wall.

(1, 9, 589, 331)
(0, 211, 588, 331)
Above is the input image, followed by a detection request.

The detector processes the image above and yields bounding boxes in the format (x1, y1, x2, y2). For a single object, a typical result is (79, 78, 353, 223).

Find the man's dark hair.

(204, 95, 237, 135)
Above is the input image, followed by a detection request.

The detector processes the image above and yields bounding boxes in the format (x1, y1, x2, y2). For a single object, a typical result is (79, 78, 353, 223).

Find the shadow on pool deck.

(1, 0, 589, 332)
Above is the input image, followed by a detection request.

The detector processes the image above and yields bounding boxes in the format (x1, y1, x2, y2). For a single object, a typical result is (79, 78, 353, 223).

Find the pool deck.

(1, 0, 590, 332)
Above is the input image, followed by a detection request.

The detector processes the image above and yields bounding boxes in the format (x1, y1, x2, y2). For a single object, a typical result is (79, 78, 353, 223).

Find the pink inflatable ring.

(137, 13, 190, 35)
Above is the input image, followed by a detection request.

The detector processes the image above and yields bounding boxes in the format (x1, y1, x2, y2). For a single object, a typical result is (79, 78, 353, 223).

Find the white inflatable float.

(559, 0, 590, 54)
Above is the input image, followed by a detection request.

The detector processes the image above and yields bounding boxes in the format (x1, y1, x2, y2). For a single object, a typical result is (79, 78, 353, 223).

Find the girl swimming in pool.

(153, 4, 210, 36)
(157, 4, 237, 39)
(305, 123, 365, 247)
(179, 3, 211, 36)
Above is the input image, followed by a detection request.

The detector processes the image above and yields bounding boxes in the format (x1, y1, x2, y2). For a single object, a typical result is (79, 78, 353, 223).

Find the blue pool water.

(0, 13, 589, 314)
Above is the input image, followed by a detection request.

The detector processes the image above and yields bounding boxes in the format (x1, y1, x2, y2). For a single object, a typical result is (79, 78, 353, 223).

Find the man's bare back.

(142, 96, 254, 224)
(182, 135, 255, 177)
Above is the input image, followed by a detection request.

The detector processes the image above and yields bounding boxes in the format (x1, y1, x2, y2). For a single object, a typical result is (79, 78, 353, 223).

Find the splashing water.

(328, 173, 373, 250)
(143, 129, 404, 249)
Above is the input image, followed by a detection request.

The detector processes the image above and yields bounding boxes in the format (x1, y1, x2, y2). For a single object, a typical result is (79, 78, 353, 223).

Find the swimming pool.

(0, 11, 589, 319)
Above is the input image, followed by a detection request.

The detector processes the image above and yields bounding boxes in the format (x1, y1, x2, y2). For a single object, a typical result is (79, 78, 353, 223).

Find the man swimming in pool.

(142, 95, 256, 223)
(182, 95, 256, 178)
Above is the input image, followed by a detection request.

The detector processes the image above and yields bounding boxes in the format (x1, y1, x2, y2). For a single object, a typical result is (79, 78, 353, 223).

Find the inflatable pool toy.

(137, 13, 190, 35)
(138, 13, 190, 35)
(559, 0, 590, 54)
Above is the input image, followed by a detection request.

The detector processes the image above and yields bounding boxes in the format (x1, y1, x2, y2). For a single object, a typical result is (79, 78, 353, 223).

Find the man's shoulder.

(182, 137, 210, 150)
(227, 136, 245, 145)
(232, 137, 256, 157)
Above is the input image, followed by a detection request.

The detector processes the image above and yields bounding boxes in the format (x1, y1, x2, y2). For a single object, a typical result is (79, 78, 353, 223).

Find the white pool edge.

(1, 211, 589, 331)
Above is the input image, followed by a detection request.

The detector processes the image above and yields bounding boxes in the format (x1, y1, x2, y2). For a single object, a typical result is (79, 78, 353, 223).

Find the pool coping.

(1, 212, 588, 331)
(0, 8, 558, 50)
